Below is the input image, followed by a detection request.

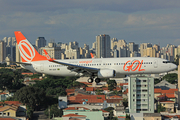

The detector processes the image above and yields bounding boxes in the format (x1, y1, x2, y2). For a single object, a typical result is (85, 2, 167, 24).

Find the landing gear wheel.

(88, 78, 93, 83)
(95, 78, 101, 83)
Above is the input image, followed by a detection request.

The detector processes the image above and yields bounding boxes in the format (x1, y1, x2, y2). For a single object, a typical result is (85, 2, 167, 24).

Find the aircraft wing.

(49, 59, 99, 75)
(43, 49, 99, 76)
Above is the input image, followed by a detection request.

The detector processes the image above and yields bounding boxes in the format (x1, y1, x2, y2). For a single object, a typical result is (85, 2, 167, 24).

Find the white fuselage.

(21, 57, 177, 78)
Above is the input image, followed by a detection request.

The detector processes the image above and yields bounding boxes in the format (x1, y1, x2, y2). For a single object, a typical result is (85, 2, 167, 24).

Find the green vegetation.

(157, 104, 166, 113)
(104, 107, 114, 112)
(0, 68, 25, 91)
(154, 78, 161, 84)
(122, 98, 128, 109)
(44, 104, 63, 119)
(13, 86, 46, 119)
(107, 80, 117, 91)
(125, 114, 130, 120)
(110, 90, 122, 95)
(33, 75, 82, 96)
(162, 73, 177, 84)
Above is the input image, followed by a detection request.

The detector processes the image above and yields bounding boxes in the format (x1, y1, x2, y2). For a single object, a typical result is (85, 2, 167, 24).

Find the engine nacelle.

(97, 69, 116, 78)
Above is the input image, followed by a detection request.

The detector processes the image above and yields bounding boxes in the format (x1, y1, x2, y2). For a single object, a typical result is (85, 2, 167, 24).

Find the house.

(4, 101, 26, 117)
(106, 99, 123, 108)
(113, 105, 126, 117)
(100, 109, 109, 118)
(154, 88, 178, 102)
(58, 96, 67, 109)
(68, 94, 106, 105)
(63, 107, 104, 120)
(162, 115, 180, 120)
(160, 100, 175, 113)
(0, 105, 18, 117)
(154, 80, 176, 90)
(120, 83, 128, 92)
(62, 114, 86, 120)
(143, 113, 161, 120)
(0, 92, 14, 101)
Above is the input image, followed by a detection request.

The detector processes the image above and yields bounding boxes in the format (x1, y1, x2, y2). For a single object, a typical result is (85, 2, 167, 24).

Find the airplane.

(14, 31, 177, 83)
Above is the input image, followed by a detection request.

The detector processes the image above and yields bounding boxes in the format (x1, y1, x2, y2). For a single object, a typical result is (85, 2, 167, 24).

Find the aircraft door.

(40, 63, 44, 71)
(154, 59, 158, 68)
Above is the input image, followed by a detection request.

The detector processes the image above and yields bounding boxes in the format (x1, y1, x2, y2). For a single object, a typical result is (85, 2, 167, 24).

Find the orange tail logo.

(14, 31, 47, 62)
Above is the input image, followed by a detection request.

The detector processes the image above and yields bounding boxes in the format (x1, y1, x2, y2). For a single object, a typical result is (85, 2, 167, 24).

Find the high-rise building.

(65, 41, 80, 59)
(128, 75, 154, 113)
(16, 42, 21, 65)
(128, 42, 138, 53)
(39, 42, 62, 59)
(0, 40, 6, 63)
(36, 37, 46, 49)
(96, 34, 111, 58)
(140, 43, 152, 57)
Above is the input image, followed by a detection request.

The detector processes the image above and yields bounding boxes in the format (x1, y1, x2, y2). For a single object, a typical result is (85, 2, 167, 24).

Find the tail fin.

(14, 31, 47, 62)
(90, 53, 95, 59)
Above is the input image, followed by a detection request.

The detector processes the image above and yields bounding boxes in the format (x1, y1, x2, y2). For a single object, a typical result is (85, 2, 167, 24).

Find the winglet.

(90, 53, 95, 59)
(43, 49, 53, 61)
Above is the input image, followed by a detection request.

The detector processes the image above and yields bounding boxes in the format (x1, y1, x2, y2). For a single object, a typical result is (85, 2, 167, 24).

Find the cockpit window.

(163, 61, 170, 63)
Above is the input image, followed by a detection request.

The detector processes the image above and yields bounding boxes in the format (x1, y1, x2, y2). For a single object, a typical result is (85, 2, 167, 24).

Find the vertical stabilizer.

(14, 31, 47, 62)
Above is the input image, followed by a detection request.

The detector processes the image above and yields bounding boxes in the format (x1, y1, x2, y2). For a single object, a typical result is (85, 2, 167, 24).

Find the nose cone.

(172, 63, 177, 70)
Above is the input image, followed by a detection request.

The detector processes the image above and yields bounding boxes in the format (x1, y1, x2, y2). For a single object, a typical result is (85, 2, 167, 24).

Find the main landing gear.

(87, 77, 101, 83)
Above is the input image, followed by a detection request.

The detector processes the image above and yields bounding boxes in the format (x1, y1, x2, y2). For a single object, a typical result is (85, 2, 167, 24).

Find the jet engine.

(97, 69, 116, 78)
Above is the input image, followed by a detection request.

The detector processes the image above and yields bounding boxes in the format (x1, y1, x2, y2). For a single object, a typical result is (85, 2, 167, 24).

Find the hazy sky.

(1, 0, 180, 47)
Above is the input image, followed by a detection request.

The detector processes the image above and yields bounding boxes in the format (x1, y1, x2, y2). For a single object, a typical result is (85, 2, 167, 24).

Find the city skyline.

(0, 1, 180, 47)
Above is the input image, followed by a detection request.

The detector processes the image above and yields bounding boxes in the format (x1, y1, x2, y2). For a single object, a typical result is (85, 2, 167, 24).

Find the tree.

(44, 104, 63, 119)
(154, 78, 161, 84)
(107, 80, 117, 91)
(162, 73, 177, 84)
(122, 98, 128, 108)
(157, 104, 166, 113)
(13, 86, 46, 119)
(13, 86, 46, 109)
(125, 114, 130, 120)
(173, 55, 179, 66)
(104, 107, 114, 112)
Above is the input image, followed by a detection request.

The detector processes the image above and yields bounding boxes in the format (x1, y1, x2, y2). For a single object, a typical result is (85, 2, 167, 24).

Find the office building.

(36, 37, 46, 49)
(39, 42, 62, 59)
(128, 75, 154, 113)
(96, 34, 111, 58)
(140, 43, 152, 57)
(0, 40, 6, 63)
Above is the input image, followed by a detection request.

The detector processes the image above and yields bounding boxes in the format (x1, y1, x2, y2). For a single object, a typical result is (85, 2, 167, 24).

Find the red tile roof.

(100, 109, 109, 113)
(114, 87, 121, 91)
(109, 95, 123, 99)
(63, 114, 86, 117)
(166, 94, 175, 98)
(118, 116, 126, 118)
(86, 87, 94, 91)
(160, 100, 175, 103)
(123, 89, 128, 94)
(120, 83, 128, 86)
(79, 82, 92, 85)
(0, 118, 16, 120)
(21, 72, 35, 75)
(106, 99, 122, 103)
(154, 88, 162, 93)
(68, 94, 106, 104)
(66, 89, 75, 93)
(4, 101, 22, 106)
(163, 115, 180, 119)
